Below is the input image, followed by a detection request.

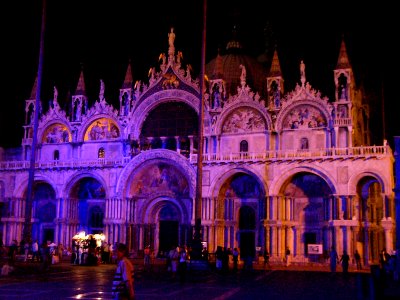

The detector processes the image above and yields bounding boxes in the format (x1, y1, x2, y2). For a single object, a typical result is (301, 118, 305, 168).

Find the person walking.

(354, 250, 362, 270)
(112, 243, 134, 300)
(329, 246, 339, 273)
(340, 250, 350, 274)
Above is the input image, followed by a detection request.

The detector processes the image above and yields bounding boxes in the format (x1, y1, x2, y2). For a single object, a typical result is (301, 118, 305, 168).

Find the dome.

(206, 43, 268, 98)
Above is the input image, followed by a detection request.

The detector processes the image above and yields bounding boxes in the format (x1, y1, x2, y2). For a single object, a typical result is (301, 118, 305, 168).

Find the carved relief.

(283, 105, 326, 129)
(222, 107, 265, 133)
(162, 73, 179, 89)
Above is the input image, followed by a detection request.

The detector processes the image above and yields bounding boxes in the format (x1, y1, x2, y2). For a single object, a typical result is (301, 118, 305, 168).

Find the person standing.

(285, 247, 291, 267)
(23, 240, 30, 262)
(143, 246, 151, 271)
(340, 250, 350, 274)
(103, 242, 110, 264)
(354, 250, 362, 270)
(8, 240, 18, 265)
(178, 246, 187, 284)
(112, 243, 134, 300)
(329, 247, 339, 273)
(264, 249, 271, 270)
(232, 248, 239, 272)
(31, 240, 39, 262)
(169, 246, 179, 279)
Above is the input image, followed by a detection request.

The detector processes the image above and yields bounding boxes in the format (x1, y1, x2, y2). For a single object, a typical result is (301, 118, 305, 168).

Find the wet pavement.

(0, 259, 399, 300)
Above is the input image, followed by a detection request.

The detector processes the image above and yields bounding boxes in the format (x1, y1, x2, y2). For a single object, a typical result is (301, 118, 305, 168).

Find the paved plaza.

(0, 259, 399, 300)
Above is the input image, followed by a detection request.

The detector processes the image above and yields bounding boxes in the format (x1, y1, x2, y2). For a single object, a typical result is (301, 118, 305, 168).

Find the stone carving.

(222, 107, 265, 133)
(162, 73, 179, 89)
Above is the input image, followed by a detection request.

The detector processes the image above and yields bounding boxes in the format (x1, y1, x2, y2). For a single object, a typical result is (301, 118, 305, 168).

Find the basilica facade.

(0, 29, 395, 265)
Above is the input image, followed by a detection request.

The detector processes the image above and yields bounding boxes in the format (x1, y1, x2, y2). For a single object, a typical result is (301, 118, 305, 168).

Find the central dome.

(206, 39, 268, 98)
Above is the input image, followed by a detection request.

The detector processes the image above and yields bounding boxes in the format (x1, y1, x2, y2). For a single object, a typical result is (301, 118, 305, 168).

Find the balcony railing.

(0, 146, 391, 171)
(189, 145, 391, 164)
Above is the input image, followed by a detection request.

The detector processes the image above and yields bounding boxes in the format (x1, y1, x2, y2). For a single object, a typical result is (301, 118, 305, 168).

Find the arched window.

(53, 150, 60, 161)
(98, 148, 105, 158)
(240, 140, 248, 152)
(300, 138, 309, 150)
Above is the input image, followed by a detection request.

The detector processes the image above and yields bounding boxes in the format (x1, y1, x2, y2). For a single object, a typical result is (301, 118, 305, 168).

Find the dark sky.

(1, 0, 397, 149)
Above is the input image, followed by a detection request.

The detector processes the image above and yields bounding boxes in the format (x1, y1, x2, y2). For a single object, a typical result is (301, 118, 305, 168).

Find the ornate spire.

(99, 79, 105, 101)
(75, 65, 86, 95)
(30, 76, 38, 99)
(53, 86, 58, 103)
(122, 59, 133, 88)
(268, 48, 282, 77)
(336, 37, 351, 69)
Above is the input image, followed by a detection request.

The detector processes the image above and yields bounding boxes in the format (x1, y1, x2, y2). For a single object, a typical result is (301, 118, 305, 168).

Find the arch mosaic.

(116, 149, 196, 199)
(215, 103, 271, 135)
(276, 101, 331, 131)
(41, 123, 71, 143)
(84, 117, 120, 141)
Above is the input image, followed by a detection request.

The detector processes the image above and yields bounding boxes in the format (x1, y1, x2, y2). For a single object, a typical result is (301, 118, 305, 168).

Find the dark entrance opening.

(304, 232, 317, 255)
(43, 228, 54, 244)
(239, 231, 255, 259)
(239, 206, 256, 261)
(159, 220, 178, 256)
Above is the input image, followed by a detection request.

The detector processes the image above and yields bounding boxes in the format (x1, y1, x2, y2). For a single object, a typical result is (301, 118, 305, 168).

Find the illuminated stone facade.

(0, 30, 395, 265)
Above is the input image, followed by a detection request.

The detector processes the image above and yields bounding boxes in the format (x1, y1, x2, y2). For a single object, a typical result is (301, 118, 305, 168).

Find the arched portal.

(29, 181, 57, 244)
(158, 202, 180, 255)
(356, 176, 384, 265)
(125, 159, 192, 254)
(69, 177, 106, 234)
(217, 172, 264, 260)
(280, 172, 332, 260)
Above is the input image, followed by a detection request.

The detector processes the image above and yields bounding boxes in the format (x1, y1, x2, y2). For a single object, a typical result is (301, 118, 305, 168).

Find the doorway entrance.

(43, 228, 54, 244)
(159, 220, 178, 255)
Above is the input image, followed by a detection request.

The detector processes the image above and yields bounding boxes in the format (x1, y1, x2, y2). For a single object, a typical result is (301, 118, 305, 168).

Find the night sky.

(1, 1, 397, 149)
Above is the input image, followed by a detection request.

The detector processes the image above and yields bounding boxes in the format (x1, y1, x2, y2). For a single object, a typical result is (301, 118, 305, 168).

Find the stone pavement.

(0, 258, 399, 300)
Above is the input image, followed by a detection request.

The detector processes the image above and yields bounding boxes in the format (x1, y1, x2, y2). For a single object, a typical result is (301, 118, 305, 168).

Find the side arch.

(269, 165, 337, 196)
